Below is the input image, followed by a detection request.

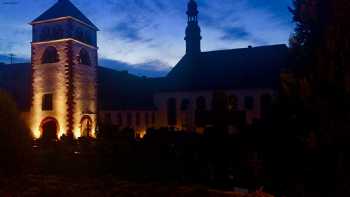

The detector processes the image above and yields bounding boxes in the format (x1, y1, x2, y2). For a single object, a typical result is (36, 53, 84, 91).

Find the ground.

(0, 175, 273, 197)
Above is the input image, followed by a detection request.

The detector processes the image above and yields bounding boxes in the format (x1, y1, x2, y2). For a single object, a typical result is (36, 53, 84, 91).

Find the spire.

(185, 0, 201, 55)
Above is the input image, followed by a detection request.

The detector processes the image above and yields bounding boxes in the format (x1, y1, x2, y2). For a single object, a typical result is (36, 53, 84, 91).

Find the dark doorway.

(40, 118, 58, 143)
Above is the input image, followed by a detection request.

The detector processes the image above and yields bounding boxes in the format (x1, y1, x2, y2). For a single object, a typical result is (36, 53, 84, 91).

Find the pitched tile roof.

(31, 0, 98, 30)
(166, 44, 288, 91)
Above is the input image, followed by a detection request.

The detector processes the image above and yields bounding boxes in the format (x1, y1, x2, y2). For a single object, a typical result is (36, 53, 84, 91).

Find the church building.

(0, 0, 288, 140)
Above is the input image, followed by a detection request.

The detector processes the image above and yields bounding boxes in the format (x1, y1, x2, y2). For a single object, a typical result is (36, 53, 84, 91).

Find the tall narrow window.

(136, 112, 141, 126)
(167, 98, 177, 126)
(151, 112, 156, 125)
(42, 46, 59, 64)
(145, 112, 149, 126)
(261, 94, 272, 117)
(127, 113, 133, 126)
(117, 113, 123, 126)
(79, 48, 91, 65)
(195, 96, 207, 127)
(42, 94, 53, 111)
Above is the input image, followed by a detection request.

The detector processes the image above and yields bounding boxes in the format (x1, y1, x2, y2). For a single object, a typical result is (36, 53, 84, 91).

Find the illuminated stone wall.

(30, 40, 70, 138)
(29, 39, 97, 139)
(71, 42, 98, 138)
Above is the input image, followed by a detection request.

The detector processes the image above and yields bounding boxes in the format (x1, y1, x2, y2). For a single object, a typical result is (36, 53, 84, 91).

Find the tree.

(0, 90, 32, 174)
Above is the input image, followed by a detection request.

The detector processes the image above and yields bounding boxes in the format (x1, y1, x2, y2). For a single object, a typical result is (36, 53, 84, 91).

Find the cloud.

(0, 0, 293, 76)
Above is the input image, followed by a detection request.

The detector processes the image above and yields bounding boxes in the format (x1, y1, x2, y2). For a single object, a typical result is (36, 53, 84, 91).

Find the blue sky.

(0, 0, 293, 76)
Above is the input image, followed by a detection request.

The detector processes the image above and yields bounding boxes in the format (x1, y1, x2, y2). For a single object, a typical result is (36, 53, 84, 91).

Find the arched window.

(167, 98, 177, 126)
(42, 46, 59, 64)
(181, 99, 190, 111)
(79, 48, 91, 65)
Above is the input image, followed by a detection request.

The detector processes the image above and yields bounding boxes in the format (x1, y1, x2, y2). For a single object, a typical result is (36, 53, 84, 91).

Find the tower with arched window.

(29, 0, 98, 140)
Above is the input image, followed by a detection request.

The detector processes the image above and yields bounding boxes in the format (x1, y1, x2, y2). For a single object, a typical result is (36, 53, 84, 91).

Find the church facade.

(0, 0, 288, 140)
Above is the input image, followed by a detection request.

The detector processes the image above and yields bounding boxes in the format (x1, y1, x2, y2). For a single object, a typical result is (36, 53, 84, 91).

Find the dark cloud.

(220, 27, 251, 41)
(112, 22, 143, 41)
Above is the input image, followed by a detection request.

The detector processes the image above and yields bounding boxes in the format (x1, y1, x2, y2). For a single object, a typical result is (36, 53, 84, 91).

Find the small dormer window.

(79, 48, 91, 65)
(42, 46, 59, 64)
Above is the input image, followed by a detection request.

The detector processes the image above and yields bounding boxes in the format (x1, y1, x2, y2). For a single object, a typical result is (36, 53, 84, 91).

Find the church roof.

(166, 44, 288, 91)
(31, 0, 98, 30)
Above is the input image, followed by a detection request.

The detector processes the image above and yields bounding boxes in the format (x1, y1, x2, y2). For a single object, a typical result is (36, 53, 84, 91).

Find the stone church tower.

(29, 0, 98, 140)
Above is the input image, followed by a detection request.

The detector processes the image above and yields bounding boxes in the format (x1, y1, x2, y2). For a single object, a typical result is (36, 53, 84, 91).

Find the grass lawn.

(0, 175, 273, 197)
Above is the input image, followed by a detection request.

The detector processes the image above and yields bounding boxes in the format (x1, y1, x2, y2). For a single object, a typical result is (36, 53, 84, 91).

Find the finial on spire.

(187, 0, 198, 17)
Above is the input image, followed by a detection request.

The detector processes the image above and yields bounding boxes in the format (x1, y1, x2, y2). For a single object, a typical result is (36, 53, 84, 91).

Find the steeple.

(185, 0, 201, 55)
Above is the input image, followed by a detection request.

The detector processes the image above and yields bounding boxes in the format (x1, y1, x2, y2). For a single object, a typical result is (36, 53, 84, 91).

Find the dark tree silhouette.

(0, 91, 32, 175)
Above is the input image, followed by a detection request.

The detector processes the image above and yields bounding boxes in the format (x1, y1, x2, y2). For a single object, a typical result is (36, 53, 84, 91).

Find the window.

(136, 112, 141, 126)
(42, 46, 59, 64)
(79, 48, 91, 65)
(244, 96, 254, 111)
(167, 98, 177, 126)
(127, 113, 133, 126)
(117, 113, 123, 126)
(261, 94, 272, 117)
(42, 94, 53, 111)
(151, 112, 156, 125)
(181, 99, 190, 111)
(195, 96, 207, 127)
(145, 112, 149, 126)
(228, 95, 238, 111)
(196, 96, 206, 111)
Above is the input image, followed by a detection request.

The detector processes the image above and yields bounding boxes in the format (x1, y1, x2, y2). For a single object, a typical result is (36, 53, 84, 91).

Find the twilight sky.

(0, 0, 293, 76)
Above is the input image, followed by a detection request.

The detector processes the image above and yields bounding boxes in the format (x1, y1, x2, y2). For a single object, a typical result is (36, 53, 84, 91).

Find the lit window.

(42, 94, 53, 111)
(42, 46, 59, 64)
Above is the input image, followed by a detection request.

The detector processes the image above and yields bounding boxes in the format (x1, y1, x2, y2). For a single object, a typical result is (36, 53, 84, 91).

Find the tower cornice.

(31, 38, 98, 50)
